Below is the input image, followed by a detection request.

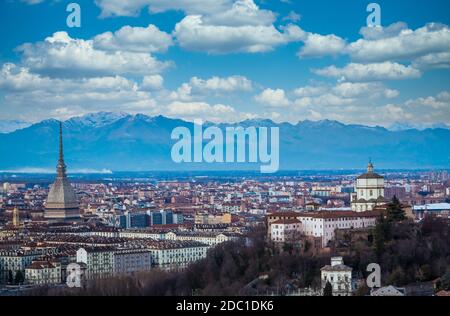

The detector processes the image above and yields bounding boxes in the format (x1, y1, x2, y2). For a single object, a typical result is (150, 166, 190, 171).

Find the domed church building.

(351, 162, 386, 212)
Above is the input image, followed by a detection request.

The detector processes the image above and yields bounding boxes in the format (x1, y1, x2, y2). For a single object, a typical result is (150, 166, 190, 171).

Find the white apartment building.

(298, 211, 379, 247)
(165, 231, 239, 247)
(113, 248, 152, 274)
(0, 248, 56, 283)
(76, 247, 115, 279)
(270, 219, 301, 243)
(321, 257, 353, 296)
(118, 230, 166, 240)
(25, 261, 62, 285)
(145, 240, 208, 270)
(221, 203, 242, 214)
(77, 247, 152, 279)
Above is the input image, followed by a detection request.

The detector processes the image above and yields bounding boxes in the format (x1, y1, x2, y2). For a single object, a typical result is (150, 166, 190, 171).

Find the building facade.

(25, 261, 62, 286)
(146, 241, 208, 270)
(351, 162, 386, 212)
(321, 257, 353, 296)
(270, 219, 301, 243)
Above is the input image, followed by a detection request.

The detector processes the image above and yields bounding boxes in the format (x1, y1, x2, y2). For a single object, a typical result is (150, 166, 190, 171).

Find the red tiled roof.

(298, 210, 381, 219)
(272, 219, 301, 225)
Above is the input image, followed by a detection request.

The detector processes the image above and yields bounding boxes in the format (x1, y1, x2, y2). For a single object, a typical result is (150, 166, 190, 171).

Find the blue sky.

(0, 0, 449, 127)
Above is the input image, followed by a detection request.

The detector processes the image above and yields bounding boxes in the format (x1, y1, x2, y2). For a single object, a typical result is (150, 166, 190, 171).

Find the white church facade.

(351, 162, 386, 212)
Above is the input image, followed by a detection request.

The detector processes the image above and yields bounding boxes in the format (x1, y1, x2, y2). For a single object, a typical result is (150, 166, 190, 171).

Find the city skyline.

(0, 0, 449, 127)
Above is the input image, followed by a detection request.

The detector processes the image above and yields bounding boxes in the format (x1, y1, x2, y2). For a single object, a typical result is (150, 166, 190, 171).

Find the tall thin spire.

(57, 122, 67, 178)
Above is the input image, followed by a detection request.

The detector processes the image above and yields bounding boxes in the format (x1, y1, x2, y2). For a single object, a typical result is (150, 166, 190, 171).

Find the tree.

(14, 270, 24, 285)
(323, 281, 333, 296)
(386, 196, 406, 222)
(441, 270, 450, 291)
(8, 270, 14, 284)
(373, 214, 391, 258)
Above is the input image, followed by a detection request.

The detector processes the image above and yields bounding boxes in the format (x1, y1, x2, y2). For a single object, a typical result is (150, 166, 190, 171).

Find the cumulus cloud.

(174, 15, 303, 54)
(93, 24, 173, 53)
(167, 75, 253, 102)
(141, 75, 164, 90)
(313, 62, 421, 82)
(298, 33, 347, 58)
(348, 23, 450, 64)
(255, 88, 290, 107)
(297, 22, 450, 77)
(412, 52, 450, 69)
(17, 32, 171, 78)
(166, 101, 253, 123)
(189, 76, 252, 92)
(20, 0, 45, 4)
(358, 22, 408, 40)
(203, 0, 276, 27)
(290, 81, 401, 124)
(94, 0, 231, 17)
(0, 63, 258, 123)
(283, 11, 301, 23)
(0, 63, 157, 121)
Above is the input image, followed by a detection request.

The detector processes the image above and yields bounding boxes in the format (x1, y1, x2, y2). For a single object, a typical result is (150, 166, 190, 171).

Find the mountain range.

(0, 112, 449, 172)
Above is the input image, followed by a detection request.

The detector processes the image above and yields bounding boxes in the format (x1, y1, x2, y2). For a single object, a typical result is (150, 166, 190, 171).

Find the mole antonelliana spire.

(44, 122, 81, 222)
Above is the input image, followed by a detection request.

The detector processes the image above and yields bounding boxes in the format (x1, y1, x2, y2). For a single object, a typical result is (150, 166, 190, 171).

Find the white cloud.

(0, 63, 157, 121)
(167, 75, 253, 103)
(189, 75, 252, 92)
(412, 52, 450, 69)
(17, 32, 171, 78)
(313, 62, 421, 82)
(331, 82, 399, 99)
(296, 22, 450, 74)
(93, 24, 173, 53)
(0, 63, 138, 92)
(204, 0, 276, 27)
(359, 22, 408, 40)
(174, 15, 303, 54)
(290, 81, 401, 124)
(293, 85, 327, 98)
(348, 23, 450, 63)
(20, 0, 45, 4)
(298, 33, 347, 58)
(255, 88, 290, 107)
(141, 75, 164, 90)
(283, 11, 301, 23)
(166, 101, 252, 123)
(94, 0, 232, 17)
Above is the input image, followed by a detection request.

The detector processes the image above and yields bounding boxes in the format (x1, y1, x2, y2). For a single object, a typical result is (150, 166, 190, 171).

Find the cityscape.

(0, 123, 448, 296)
(0, 0, 449, 302)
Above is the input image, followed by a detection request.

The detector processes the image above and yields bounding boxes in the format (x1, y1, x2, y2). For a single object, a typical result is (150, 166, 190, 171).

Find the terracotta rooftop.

(298, 210, 381, 219)
(271, 219, 301, 225)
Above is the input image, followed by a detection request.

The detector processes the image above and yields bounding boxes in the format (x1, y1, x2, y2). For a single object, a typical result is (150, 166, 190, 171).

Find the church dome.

(357, 161, 384, 179)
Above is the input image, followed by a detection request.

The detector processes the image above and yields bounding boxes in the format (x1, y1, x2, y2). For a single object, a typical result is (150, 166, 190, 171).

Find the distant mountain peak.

(65, 112, 130, 128)
(0, 120, 31, 133)
(1, 113, 449, 170)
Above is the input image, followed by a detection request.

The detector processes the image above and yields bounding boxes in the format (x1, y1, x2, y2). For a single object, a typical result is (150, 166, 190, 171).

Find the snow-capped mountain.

(0, 112, 449, 171)
(0, 120, 31, 133)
